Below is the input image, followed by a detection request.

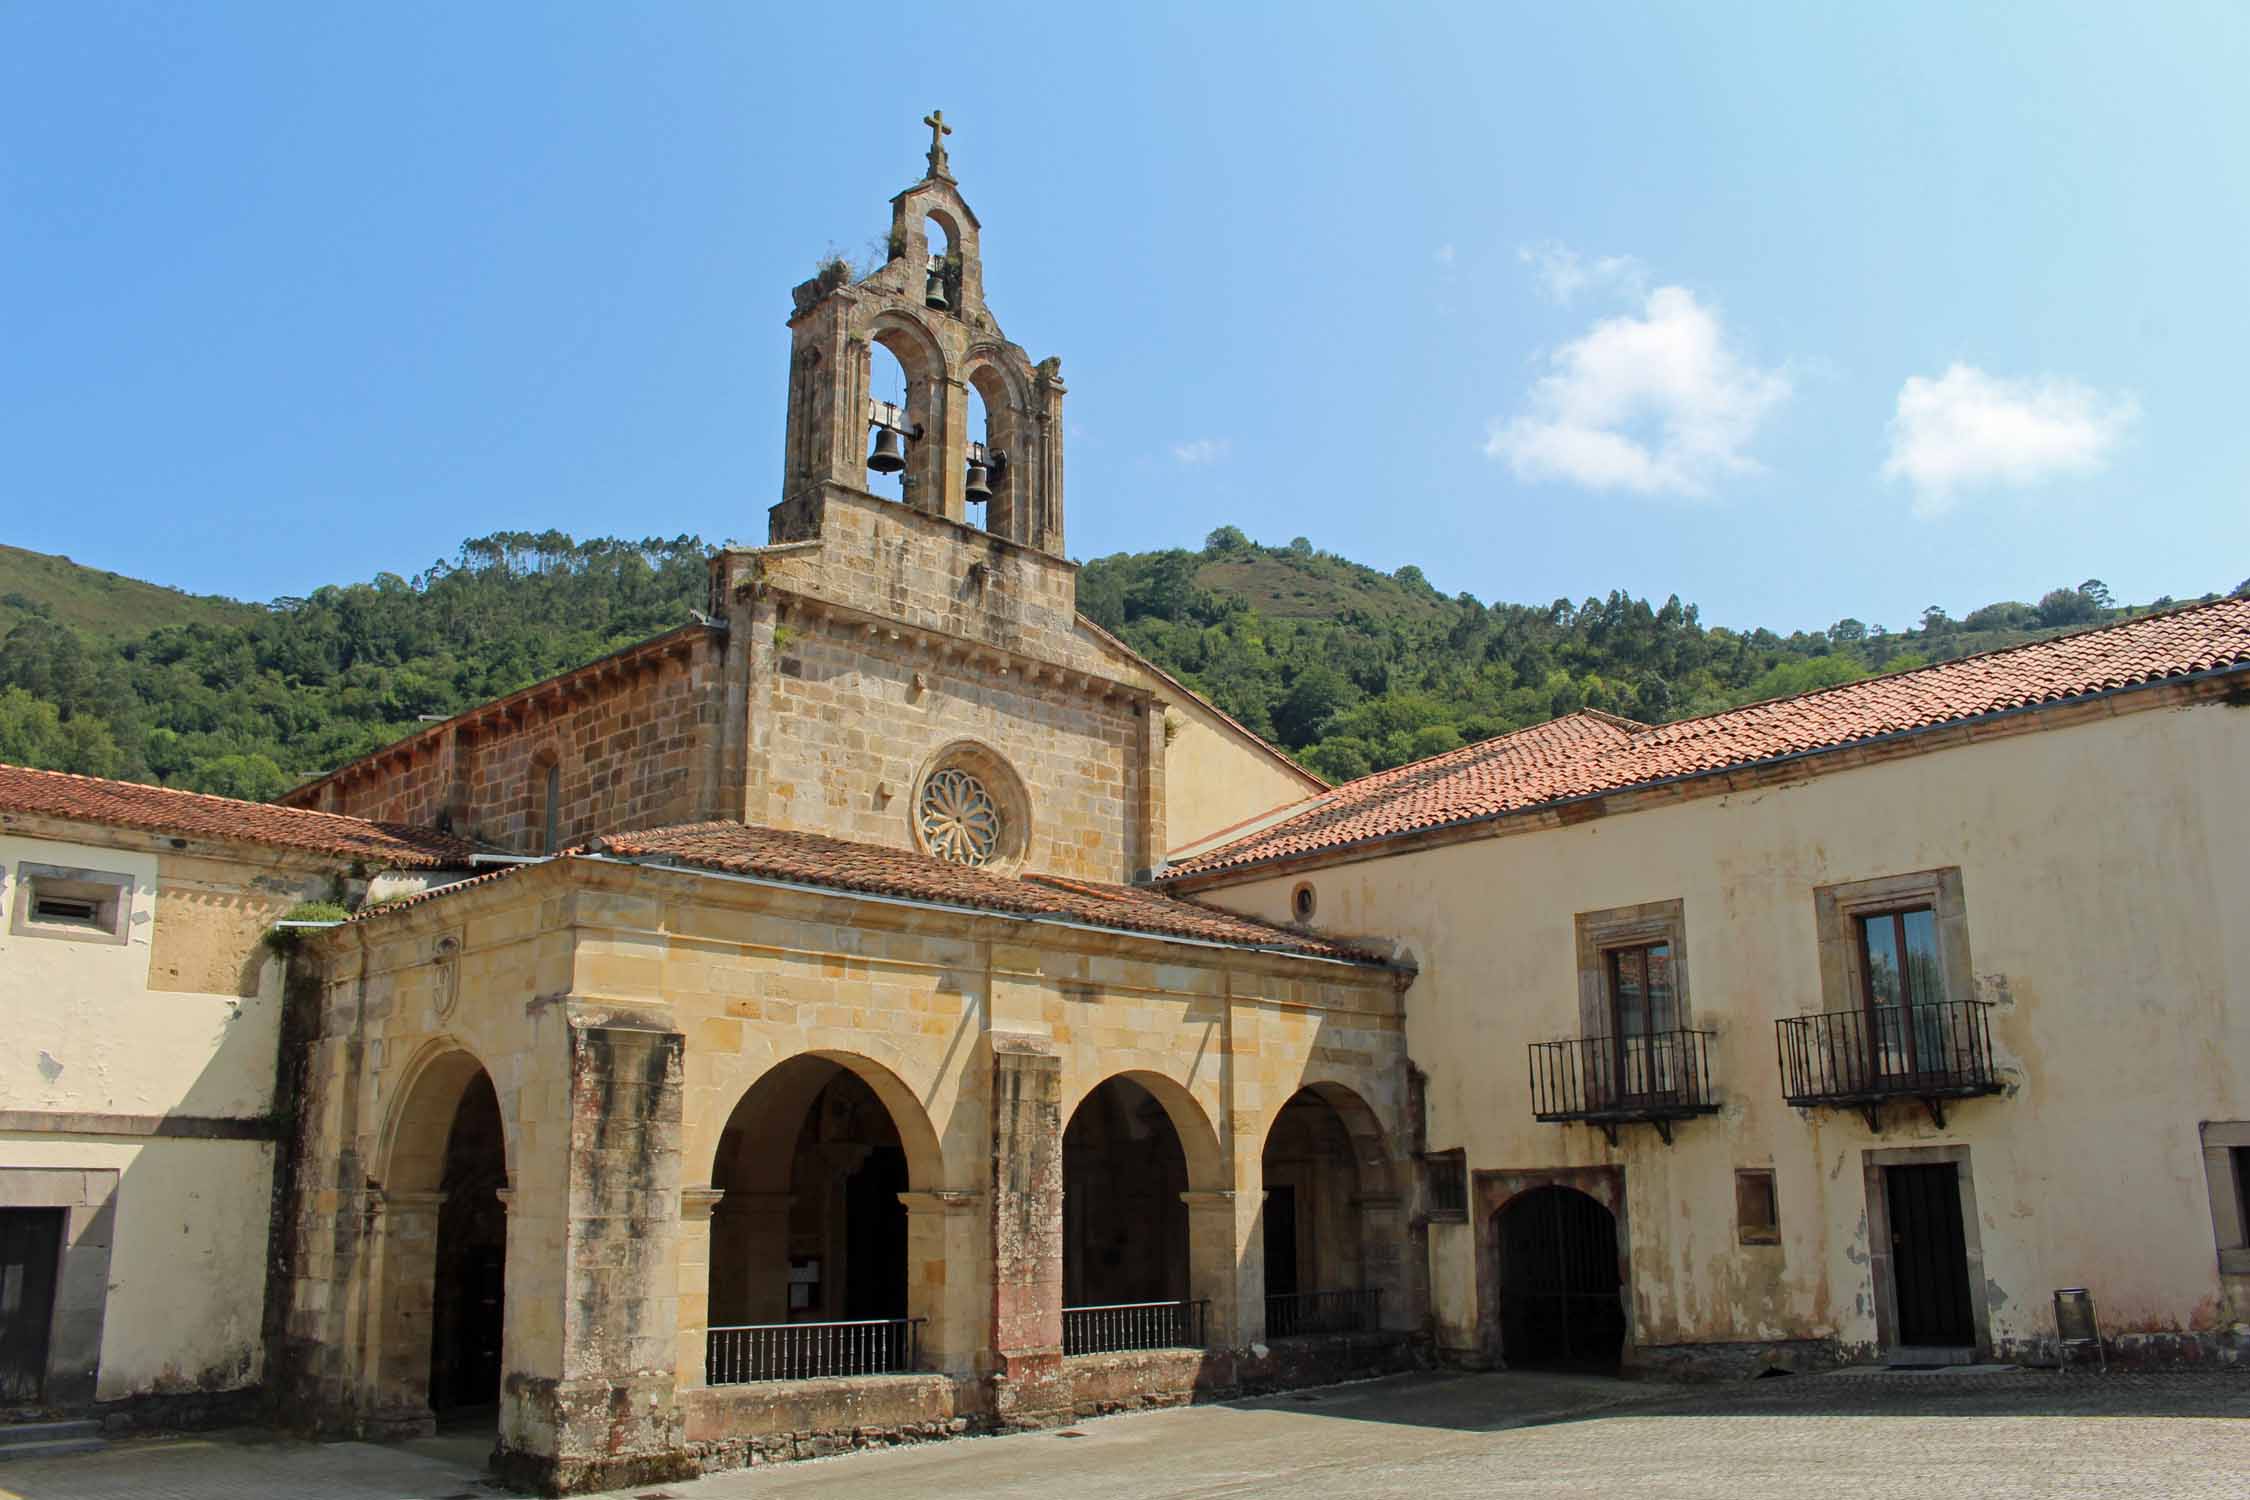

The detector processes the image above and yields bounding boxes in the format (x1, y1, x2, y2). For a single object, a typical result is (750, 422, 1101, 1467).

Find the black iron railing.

(1777, 1000, 2001, 1108)
(1528, 1028, 1719, 1134)
(1062, 1299, 1210, 1356)
(1265, 1288, 1380, 1339)
(705, 1318, 923, 1385)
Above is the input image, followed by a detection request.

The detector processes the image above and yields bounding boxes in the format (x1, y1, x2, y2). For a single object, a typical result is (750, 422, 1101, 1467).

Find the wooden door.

(1496, 1186, 1625, 1369)
(1886, 1164, 1975, 1347)
(0, 1209, 65, 1402)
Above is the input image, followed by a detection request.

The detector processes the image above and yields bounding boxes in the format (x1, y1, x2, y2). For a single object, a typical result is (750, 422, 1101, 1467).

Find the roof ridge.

(1646, 594, 2250, 737)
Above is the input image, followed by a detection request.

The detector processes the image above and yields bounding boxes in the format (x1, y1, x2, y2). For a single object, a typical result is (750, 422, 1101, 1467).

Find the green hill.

(0, 544, 261, 642)
(0, 522, 2233, 801)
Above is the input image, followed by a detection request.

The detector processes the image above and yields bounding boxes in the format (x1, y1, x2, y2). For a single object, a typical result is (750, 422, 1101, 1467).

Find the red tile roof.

(1164, 596, 2250, 881)
(582, 822, 1382, 962)
(0, 763, 479, 868)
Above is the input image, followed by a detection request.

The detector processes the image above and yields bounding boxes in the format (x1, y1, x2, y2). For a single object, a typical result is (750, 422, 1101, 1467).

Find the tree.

(1273, 665, 1356, 747)
(2036, 587, 2099, 627)
(1203, 525, 1251, 556)
(1920, 606, 1950, 633)
(1830, 618, 1866, 643)
(2078, 578, 2113, 610)
(1302, 737, 1372, 783)
(1287, 537, 1313, 557)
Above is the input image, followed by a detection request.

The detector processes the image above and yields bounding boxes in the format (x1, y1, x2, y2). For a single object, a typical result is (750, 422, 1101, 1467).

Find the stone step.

(0, 1436, 110, 1463)
(0, 1419, 102, 1447)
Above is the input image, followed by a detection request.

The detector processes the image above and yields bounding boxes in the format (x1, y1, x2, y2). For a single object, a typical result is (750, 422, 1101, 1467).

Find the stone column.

(986, 1038, 1067, 1428)
(499, 1019, 695, 1496)
(707, 1190, 793, 1328)
(1179, 1190, 1240, 1349)
(673, 1186, 724, 1388)
(367, 1189, 447, 1435)
(899, 1188, 983, 1376)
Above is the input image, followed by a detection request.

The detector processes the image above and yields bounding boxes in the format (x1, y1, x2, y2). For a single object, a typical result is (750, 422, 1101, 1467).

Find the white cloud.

(1518, 241, 1646, 305)
(1484, 285, 1792, 498)
(1169, 438, 1230, 465)
(1882, 364, 2139, 516)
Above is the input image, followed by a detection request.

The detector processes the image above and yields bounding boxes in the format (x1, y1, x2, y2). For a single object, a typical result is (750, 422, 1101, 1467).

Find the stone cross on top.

(923, 109, 954, 180)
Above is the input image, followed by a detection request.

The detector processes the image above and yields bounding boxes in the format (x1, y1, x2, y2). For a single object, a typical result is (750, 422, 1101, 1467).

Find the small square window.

(12, 864, 134, 945)
(1423, 1151, 1467, 1220)
(1736, 1168, 1780, 1246)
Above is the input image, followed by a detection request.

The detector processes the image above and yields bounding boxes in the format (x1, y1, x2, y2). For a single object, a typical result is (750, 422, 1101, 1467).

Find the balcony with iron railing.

(1527, 1027, 1719, 1144)
(1062, 1299, 1210, 1357)
(1265, 1288, 1381, 1340)
(1776, 999, 2002, 1129)
(705, 1318, 924, 1386)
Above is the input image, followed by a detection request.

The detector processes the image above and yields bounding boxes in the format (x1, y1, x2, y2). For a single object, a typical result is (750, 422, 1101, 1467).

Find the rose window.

(918, 767, 1001, 866)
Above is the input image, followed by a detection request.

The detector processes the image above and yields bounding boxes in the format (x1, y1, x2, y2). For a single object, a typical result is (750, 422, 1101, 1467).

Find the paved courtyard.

(2, 1368, 2244, 1500)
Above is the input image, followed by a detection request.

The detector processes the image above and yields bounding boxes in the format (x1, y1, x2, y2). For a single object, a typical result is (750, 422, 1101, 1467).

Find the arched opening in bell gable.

(864, 340, 912, 502)
(921, 215, 956, 313)
(705, 1054, 941, 1381)
(964, 363, 1021, 541)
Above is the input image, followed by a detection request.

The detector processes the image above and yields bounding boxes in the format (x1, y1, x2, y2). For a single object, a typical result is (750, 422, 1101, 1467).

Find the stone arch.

(962, 352, 1030, 542)
(1060, 1068, 1225, 1191)
(704, 1051, 947, 1357)
(1257, 1081, 1403, 1336)
(1491, 1184, 1625, 1370)
(371, 1042, 512, 1426)
(862, 312, 952, 514)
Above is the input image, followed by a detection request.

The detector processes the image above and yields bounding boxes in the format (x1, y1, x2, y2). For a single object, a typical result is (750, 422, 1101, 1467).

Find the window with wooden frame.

(1572, 900, 1695, 1109)
(1735, 1169, 1780, 1246)
(1806, 869, 1987, 1103)
(1422, 1150, 1468, 1220)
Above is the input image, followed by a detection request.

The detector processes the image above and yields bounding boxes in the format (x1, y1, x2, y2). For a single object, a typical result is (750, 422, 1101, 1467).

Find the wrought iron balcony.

(1776, 1000, 2002, 1128)
(1063, 1298, 1210, 1356)
(705, 1317, 923, 1385)
(1265, 1288, 1381, 1339)
(1527, 1028, 1720, 1144)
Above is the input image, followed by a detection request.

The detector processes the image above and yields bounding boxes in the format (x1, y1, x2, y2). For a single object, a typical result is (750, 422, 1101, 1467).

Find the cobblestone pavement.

(2, 1369, 2243, 1500)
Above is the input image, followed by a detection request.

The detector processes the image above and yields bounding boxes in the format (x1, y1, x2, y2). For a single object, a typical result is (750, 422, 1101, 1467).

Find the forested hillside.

(0, 524, 2232, 800)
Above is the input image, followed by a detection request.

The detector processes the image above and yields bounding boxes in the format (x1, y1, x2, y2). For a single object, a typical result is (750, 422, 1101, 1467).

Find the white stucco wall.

(0, 830, 292, 1401)
(1200, 699, 2250, 1359)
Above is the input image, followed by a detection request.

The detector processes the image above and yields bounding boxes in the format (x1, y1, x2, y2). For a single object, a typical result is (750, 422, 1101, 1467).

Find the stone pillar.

(1355, 1195, 1410, 1332)
(899, 1188, 983, 1377)
(986, 1038, 1067, 1428)
(1179, 1190, 1240, 1348)
(498, 1019, 695, 1496)
(673, 1186, 724, 1388)
(707, 1191, 792, 1328)
(367, 1189, 447, 1435)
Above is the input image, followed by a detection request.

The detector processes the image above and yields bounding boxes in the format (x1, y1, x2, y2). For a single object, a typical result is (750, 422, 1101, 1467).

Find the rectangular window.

(1423, 1151, 1467, 1220)
(11, 865, 133, 946)
(1855, 906, 1957, 1082)
(2235, 1148, 2250, 1244)
(2199, 1122, 2250, 1274)
(1736, 1169, 1780, 1245)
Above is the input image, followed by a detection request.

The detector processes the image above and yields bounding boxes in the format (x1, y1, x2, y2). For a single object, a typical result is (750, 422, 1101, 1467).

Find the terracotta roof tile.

(585, 822, 1382, 962)
(1165, 596, 2250, 880)
(0, 763, 479, 868)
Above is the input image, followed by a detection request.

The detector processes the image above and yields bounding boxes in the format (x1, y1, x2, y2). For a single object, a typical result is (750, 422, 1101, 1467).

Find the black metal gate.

(1, 1208, 65, 1402)
(1496, 1186, 1625, 1369)
(1885, 1164, 1975, 1347)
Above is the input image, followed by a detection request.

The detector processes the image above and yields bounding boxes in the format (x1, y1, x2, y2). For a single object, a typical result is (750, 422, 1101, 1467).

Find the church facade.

(272, 125, 1418, 1494)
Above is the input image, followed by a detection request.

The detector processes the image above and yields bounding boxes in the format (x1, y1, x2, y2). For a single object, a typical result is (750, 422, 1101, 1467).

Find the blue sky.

(3, 3, 2244, 635)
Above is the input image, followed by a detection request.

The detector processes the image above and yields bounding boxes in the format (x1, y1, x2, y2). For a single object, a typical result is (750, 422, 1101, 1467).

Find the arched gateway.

(1495, 1185, 1625, 1370)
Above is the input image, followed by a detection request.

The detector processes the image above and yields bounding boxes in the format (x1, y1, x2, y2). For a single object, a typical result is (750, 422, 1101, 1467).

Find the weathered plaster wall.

(1201, 699, 2250, 1365)
(0, 829, 334, 1404)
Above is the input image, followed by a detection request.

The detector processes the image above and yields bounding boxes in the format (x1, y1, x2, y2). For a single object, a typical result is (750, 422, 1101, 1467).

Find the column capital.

(1178, 1190, 1237, 1211)
(372, 1188, 447, 1216)
(679, 1186, 725, 1219)
(494, 1187, 516, 1214)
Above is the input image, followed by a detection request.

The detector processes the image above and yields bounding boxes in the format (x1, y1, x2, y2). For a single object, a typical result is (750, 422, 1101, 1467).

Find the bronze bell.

(964, 460, 993, 503)
(924, 265, 949, 310)
(867, 426, 906, 474)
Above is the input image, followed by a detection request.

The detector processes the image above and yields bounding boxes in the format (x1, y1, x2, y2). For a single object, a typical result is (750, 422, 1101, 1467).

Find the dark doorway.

(1885, 1164, 1975, 1347)
(842, 1146, 909, 1320)
(429, 1073, 507, 1412)
(1, 1208, 64, 1402)
(1496, 1186, 1625, 1370)
(1263, 1185, 1300, 1299)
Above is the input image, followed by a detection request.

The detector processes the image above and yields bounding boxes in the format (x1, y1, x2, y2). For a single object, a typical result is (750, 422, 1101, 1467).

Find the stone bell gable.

(284, 117, 1320, 872)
